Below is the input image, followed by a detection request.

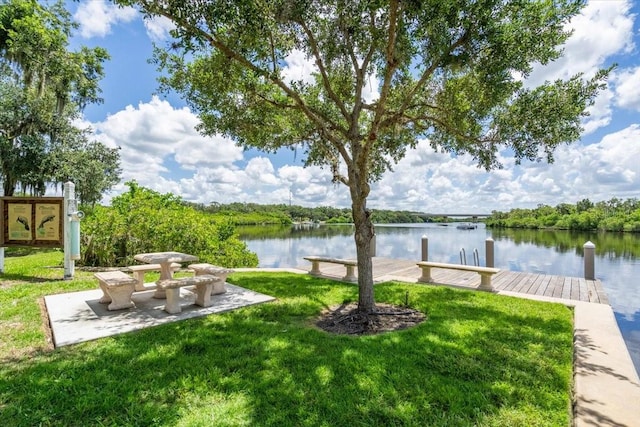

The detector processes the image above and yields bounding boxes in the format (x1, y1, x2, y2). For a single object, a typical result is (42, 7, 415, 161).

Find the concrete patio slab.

(44, 283, 275, 347)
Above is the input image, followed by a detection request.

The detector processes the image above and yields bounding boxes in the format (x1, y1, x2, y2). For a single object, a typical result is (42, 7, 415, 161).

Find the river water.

(237, 222, 640, 375)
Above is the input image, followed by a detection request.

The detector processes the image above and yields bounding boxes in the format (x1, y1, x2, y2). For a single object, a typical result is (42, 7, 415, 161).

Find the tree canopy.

(117, 0, 609, 312)
(487, 198, 640, 232)
(0, 0, 118, 203)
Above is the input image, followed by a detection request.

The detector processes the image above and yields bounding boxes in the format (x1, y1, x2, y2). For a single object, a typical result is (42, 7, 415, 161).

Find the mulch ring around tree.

(315, 302, 426, 335)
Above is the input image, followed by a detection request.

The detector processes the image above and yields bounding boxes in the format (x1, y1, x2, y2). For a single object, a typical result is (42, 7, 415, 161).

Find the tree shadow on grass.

(0, 272, 65, 284)
(4, 247, 50, 257)
(0, 273, 574, 426)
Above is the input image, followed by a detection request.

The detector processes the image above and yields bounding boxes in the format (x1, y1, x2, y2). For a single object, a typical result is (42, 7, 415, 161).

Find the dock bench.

(156, 274, 219, 314)
(416, 261, 500, 291)
(95, 271, 139, 311)
(303, 256, 358, 282)
(128, 262, 181, 291)
(188, 263, 233, 295)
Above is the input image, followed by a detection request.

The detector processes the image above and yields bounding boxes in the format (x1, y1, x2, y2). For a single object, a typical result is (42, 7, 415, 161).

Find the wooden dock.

(299, 257, 609, 305)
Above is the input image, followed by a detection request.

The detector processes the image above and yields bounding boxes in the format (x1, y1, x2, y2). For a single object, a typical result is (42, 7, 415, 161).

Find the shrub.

(81, 182, 259, 267)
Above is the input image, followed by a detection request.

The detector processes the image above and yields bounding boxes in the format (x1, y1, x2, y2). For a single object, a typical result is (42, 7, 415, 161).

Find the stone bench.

(303, 256, 358, 282)
(156, 274, 220, 314)
(95, 271, 139, 311)
(416, 261, 500, 291)
(127, 262, 181, 291)
(188, 263, 233, 295)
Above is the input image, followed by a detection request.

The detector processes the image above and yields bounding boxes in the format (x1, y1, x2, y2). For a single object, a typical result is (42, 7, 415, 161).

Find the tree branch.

(385, 30, 472, 131)
(139, 1, 348, 150)
(297, 20, 351, 121)
(346, 9, 377, 126)
(368, 0, 401, 144)
(404, 111, 499, 147)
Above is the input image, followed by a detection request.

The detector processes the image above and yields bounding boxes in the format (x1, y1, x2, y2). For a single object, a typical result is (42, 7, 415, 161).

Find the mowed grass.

(0, 250, 574, 426)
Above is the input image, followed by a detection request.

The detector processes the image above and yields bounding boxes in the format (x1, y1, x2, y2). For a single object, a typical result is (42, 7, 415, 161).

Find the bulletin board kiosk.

(1, 182, 83, 278)
(0, 197, 64, 247)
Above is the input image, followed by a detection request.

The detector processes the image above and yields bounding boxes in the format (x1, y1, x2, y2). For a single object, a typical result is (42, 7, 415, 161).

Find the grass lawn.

(0, 250, 574, 426)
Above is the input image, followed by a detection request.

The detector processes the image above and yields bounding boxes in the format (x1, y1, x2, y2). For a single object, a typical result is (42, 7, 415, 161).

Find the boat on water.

(456, 223, 478, 230)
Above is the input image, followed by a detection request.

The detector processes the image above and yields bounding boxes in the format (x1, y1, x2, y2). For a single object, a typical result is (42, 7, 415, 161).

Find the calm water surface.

(238, 223, 640, 375)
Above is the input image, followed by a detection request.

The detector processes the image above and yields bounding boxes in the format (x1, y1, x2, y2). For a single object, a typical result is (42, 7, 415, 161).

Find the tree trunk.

(2, 169, 16, 196)
(350, 181, 375, 314)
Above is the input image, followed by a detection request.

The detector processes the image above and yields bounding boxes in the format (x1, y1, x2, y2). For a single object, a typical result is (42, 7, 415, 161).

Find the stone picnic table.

(133, 251, 198, 298)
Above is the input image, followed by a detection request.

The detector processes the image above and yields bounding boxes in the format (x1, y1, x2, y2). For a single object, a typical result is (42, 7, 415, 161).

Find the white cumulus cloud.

(525, 0, 636, 135)
(614, 66, 640, 111)
(143, 16, 175, 42)
(86, 97, 244, 197)
(74, 0, 137, 38)
(528, 0, 635, 85)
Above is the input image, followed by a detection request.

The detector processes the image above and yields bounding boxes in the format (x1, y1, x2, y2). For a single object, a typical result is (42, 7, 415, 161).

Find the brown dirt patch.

(38, 297, 55, 351)
(315, 302, 426, 335)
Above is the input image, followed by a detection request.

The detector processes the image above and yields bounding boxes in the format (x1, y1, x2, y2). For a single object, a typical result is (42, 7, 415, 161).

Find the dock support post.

(421, 235, 428, 261)
(485, 237, 494, 268)
(584, 241, 595, 280)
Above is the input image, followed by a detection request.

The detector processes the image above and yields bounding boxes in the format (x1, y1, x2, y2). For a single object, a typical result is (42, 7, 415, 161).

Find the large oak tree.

(117, 0, 608, 313)
(0, 0, 117, 201)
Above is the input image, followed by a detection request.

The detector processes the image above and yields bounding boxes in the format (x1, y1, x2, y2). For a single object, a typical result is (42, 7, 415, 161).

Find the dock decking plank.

(578, 278, 589, 302)
(491, 271, 514, 289)
(595, 280, 609, 304)
(586, 279, 598, 303)
(533, 274, 553, 296)
(527, 274, 547, 295)
(561, 276, 572, 300)
(513, 273, 537, 294)
(551, 276, 565, 298)
(501, 272, 528, 292)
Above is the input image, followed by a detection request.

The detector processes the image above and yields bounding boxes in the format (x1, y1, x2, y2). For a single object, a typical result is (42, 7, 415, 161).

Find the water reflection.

(237, 223, 640, 375)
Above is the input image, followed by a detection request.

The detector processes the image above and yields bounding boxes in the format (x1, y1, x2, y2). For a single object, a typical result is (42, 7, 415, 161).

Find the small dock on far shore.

(298, 257, 609, 305)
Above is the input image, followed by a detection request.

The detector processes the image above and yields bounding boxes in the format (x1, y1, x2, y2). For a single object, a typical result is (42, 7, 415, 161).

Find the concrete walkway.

(572, 300, 640, 427)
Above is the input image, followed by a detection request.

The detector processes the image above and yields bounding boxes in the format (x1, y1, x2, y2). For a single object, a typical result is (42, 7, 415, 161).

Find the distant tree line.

(486, 198, 640, 232)
(186, 201, 449, 225)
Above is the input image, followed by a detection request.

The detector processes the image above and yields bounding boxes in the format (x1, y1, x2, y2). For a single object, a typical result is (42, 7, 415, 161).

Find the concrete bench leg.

(211, 279, 226, 295)
(343, 265, 357, 282)
(98, 282, 112, 304)
(163, 288, 182, 314)
(418, 266, 433, 283)
(132, 271, 146, 292)
(154, 288, 168, 299)
(309, 261, 321, 276)
(193, 270, 228, 295)
(478, 273, 494, 292)
(194, 283, 214, 307)
(106, 286, 135, 311)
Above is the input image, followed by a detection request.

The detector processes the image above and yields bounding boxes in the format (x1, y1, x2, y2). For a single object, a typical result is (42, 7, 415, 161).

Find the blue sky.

(58, 0, 640, 213)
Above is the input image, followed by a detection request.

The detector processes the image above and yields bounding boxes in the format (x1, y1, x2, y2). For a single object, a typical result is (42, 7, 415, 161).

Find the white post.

(0, 247, 4, 273)
(584, 241, 595, 280)
(421, 235, 428, 261)
(485, 237, 495, 268)
(63, 182, 76, 279)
